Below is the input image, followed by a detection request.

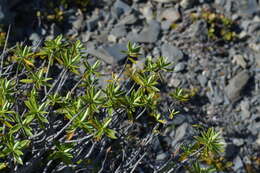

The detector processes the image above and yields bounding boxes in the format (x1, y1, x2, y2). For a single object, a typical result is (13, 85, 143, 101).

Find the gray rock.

(255, 53, 260, 69)
(170, 114, 187, 126)
(141, 5, 154, 21)
(171, 123, 188, 147)
(191, 20, 208, 41)
(159, 8, 181, 23)
(161, 43, 184, 62)
(239, 0, 259, 16)
(103, 43, 127, 63)
(152, 136, 162, 151)
(110, 25, 127, 38)
(161, 20, 172, 31)
(256, 133, 260, 146)
(112, 0, 131, 18)
(128, 20, 160, 43)
(241, 20, 251, 31)
(232, 55, 247, 68)
(152, 47, 160, 56)
(224, 70, 250, 103)
(240, 100, 251, 119)
(70, 11, 83, 30)
(225, 144, 240, 159)
(81, 31, 91, 42)
(118, 14, 137, 25)
(46, 23, 61, 39)
(197, 74, 208, 87)
(233, 138, 244, 147)
(152, 0, 177, 2)
(156, 152, 168, 161)
(29, 33, 41, 47)
(233, 156, 243, 171)
(215, 0, 225, 6)
(87, 16, 100, 32)
(180, 0, 196, 9)
(249, 121, 260, 135)
(207, 81, 224, 105)
(85, 48, 115, 64)
(107, 34, 117, 42)
(174, 62, 185, 72)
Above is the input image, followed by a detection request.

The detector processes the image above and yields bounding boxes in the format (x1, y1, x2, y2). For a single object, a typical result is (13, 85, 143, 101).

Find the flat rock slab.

(85, 43, 127, 64)
(225, 70, 250, 103)
(128, 20, 161, 43)
(103, 44, 127, 63)
(238, 0, 260, 16)
(161, 43, 184, 62)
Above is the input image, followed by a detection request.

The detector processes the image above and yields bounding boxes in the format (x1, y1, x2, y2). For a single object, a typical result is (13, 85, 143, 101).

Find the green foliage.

(48, 142, 74, 165)
(0, 32, 6, 48)
(0, 35, 224, 172)
(191, 10, 237, 42)
(188, 161, 216, 173)
(195, 128, 224, 155)
(0, 134, 30, 165)
(37, 0, 92, 23)
(20, 68, 52, 89)
(170, 88, 198, 102)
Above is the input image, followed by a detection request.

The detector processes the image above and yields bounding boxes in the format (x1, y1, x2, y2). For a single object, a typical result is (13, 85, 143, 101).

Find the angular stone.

(161, 43, 184, 62)
(29, 33, 41, 47)
(256, 133, 260, 146)
(191, 20, 208, 41)
(197, 74, 208, 87)
(161, 20, 172, 31)
(225, 70, 250, 102)
(141, 5, 154, 21)
(239, 0, 260, 16)
(118, 14, 137, 25)
(156, 152, 168, 161)
(159, 8, 181, 23)
(180, 0, 196, 9)
(255, 53, 260, 68)
(103, 43, 127, 63)
(128, 20, 160, 43)
(171, 123, 188, 147)
(107, 34, 117, 42)
(87, 16, 100, 32)
(170, 114, 187, 126)
(81, 31, 91, 42)
(152, 0, 177, 2)
(85, 48, 115, 64)
(232, 55, 247, 68)
(174, 62, 185, 72)
(112, 0, 131, 17)
(70, 11, 83, 30)
(233, 156, 243, 171)
(110, 25, 127, 38)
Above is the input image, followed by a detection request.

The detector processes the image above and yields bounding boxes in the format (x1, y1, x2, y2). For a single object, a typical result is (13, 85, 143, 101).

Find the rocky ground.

(1, 0, 260, 172)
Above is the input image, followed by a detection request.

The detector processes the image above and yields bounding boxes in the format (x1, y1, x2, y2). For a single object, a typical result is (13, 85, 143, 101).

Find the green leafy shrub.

(191, 9, 238, 42)
(37, 0, 92, 24)
(0, 36, 225, 172)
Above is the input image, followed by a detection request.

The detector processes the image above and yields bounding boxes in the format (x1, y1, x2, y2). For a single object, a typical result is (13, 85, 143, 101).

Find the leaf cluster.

(191, 9, 238, 42)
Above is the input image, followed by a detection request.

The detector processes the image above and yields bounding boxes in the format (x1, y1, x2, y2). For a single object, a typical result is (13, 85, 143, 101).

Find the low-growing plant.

(0, 35, 225, 172)
(191, 9, 238, 42)
(37, 0, 92, 24)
